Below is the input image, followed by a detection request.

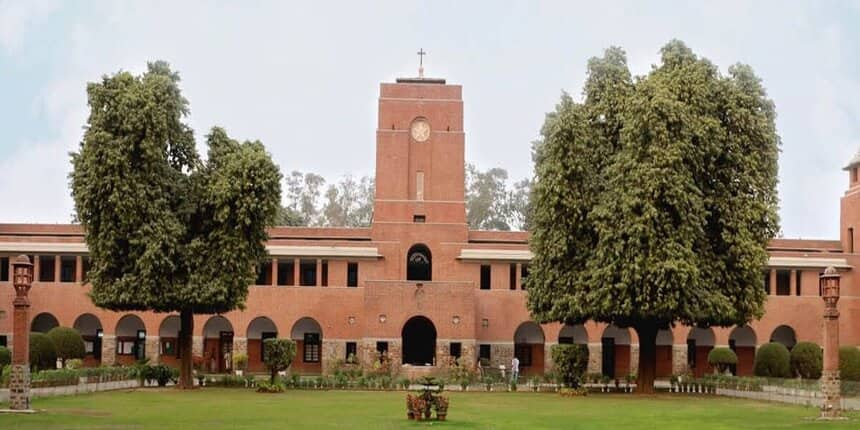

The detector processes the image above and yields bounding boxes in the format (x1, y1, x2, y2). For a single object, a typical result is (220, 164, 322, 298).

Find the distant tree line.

(278, 165, 531, 231)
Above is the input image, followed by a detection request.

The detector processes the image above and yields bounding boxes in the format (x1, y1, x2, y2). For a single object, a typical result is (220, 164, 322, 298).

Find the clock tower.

(372, 75, 466, 226)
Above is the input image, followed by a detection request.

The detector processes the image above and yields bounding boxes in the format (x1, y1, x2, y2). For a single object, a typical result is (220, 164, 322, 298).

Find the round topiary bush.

(707, 347, 737, 374)
(47, 326, 86, 367)
(753, 342, 791, 378)
(30, 332, 58, 371)
(839, 346, 860, 381)
(551, 344, 589, 387)
(790, 341, 822, 379)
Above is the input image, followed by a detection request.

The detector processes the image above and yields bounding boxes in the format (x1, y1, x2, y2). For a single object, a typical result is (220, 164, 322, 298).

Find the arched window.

(407, 244, 432, 281)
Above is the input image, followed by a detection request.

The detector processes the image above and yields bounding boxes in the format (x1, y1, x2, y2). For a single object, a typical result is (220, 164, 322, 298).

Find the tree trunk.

(635, 322, 658, 394)
(178, 308, 195, 389)
(271, 369, 276, 385)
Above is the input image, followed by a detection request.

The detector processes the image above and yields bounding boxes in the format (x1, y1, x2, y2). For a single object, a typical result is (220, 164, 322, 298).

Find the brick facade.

(1, 73, 860, 380)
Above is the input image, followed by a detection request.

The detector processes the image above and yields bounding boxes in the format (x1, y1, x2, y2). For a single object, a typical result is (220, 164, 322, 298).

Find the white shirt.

(511, 357, 520, 371)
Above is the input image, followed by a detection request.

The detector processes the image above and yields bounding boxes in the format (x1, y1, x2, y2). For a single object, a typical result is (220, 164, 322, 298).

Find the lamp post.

(10, 255, 33, 411)
(820, 266, 841, 419)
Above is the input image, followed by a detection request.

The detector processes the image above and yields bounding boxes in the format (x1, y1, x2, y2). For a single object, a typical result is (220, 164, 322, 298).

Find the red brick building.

(1, 74, 859, 379)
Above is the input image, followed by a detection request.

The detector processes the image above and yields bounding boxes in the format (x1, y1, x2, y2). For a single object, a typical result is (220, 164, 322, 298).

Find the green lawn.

(1, 388, 857, 429)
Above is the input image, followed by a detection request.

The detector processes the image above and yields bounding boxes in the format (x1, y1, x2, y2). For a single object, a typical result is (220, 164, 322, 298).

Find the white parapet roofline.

(767, 256, 851, 269)
(458, 249, 534, 262)
(0, 242, 382, 259)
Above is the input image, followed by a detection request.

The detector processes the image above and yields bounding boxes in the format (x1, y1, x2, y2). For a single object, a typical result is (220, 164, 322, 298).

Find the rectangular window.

(413, 215, 426, 223)
(479, 344, 491, 365)
(117, 339, 136, 355)
(256, 261, 272, 285)
(303, 333, 320, 363)
(277, 261, 294, 286)
(687, 339, 696, 368)
(1, 257, 8, 282)
(346, 342, 357, 363)
(160, 339, 177, 356)
(776, 270, 791, 296)
(850, 228, 855, 253)
(0, 335, 7, 347)
(795, 270, 802, 296)
(376, 341, 389, 354)
(509, 264, 517, 290)
(60, 256, 77, 282)
(450, 342, 462, 359)
(763, 271, 771, 294)
(515, 344, 532, 367)
(82, 257, 92, 283)
(39, 255, 56, 282)
(300, 260, 317, 286)
(480, 265, 491, 290)
(520, 264, 529, 290)
(347, 263, 358, 287)
(261, 331, 276, 358)
(321, 261, 328, 287)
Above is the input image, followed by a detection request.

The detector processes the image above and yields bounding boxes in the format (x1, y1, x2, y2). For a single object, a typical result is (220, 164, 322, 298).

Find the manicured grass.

(1, 388, 857, 429)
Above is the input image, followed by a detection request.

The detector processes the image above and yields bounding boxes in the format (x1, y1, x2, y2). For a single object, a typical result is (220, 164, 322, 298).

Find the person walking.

(511, 356, 520, 383)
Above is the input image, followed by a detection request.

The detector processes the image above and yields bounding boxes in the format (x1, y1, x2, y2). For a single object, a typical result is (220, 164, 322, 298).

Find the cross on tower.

(417, 48, 426, 78)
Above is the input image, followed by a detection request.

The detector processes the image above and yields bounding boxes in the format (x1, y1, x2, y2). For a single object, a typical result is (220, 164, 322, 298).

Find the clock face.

(410, 119, 430, 142)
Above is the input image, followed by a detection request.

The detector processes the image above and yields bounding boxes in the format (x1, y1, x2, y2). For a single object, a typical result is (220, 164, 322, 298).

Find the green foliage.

(69, 62, 282, 387)
(0, 346, 10, 369)
(551, 344, 589, 387)
(527, 41, 779, 389)
(707, 347, 738, 374)
(47, 327, 86, 365)
(262, 339, 296, 383)
(30, 332, 58, 371)
(140, 364, 179, 386)
(839, 346, 860, 381)
(256, 380, 285, 393)
(232, 353, 248, 371)
(465, 164, 532, 231)
(753, 343, 791, 378)
(789, 342, 822, 379)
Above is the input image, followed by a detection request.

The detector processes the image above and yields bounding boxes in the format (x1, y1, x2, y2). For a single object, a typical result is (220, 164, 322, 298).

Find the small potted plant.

(233, 353, 248, 376)
(435, 396, 449, 421)
(192, 355, 205, 387)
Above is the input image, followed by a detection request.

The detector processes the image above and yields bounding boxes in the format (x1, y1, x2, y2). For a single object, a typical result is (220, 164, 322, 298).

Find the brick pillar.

(10, 294, 31, 409)
(587, 343, 602, 374)
(544, 343, 555, 373)
(768, 269, 776, 295)
(316, 259, 322, 287)
(271, 258, 278, 286)
(101, 335, 117, 365)
(293, 259, 300, 286)
(54, 256, 61, 283)
(192, 335, 204, 358)
(672, 344, 689, 375)
(233, 337, 248, 372)
(145, 336, 160, 364)
(790, 269, 797, 296)
(820, 267, 841, 419)
(75, 256, 83, 283)
(630, 343, 640, 375)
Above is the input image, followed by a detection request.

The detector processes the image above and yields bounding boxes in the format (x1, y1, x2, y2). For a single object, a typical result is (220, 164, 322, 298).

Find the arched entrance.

(291, 317, 323, 374)
(116, 314, 146, 365)
(601, 325, 631, 379)
(687, 327, 715, 377)
(514, 322, 546, 376)
(73, 313, 102, 366)
(656, 329, 674, 377)
(31, 312, 59, 333)
(406, 244, 432, 281)
(770, 325, 796, 349)
(247, 317, 278, 372)
(158, 315, 180, 367)
(730, 326, 757, 376)
(558, 324, 588, 345)
(203, 316, 235, 373)
(402, 316, 436, 366)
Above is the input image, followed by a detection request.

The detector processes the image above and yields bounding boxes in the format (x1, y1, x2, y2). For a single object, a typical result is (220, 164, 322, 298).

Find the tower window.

(39, 255, 56, 282)
(416, 171, 425, 201)
(406, 244, 432, 281)
(775, 270, 791, 296)
(480, 265, 491, 290)
(347, 262, 359, 287)
(413, 215, 426, 223)
(450, 342, 462, 359)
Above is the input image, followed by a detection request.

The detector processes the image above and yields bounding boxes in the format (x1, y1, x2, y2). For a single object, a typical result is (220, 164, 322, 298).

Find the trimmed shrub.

(789, 341, 822, 379)
(551, 344, 589, 387)
(262, 338, 296, 384)
(839, 346, 860, 381)
(753, 342, 790, 378)
(47, 327, 86, 366)
(0, 346, 10, 379)
(707, 347, 737, 374)
(30, 332, 58, 371)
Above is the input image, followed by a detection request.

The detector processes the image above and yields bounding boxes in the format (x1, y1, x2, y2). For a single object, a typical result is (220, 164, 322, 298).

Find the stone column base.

(101, 335, 117, 366)
(820, 369, 841, 418)
(8, 364, 31, 410)
(587, 343, 602, 375)
(145, 336, 160, 364)
(672, 345, 689, 375)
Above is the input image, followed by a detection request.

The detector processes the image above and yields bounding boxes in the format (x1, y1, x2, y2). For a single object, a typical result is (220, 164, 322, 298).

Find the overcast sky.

(1, 1, 859, 239)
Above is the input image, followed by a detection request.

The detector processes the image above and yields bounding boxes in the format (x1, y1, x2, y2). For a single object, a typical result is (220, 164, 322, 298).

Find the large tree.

(70, 62, 282, 388)
(527, 41, 779, 393)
